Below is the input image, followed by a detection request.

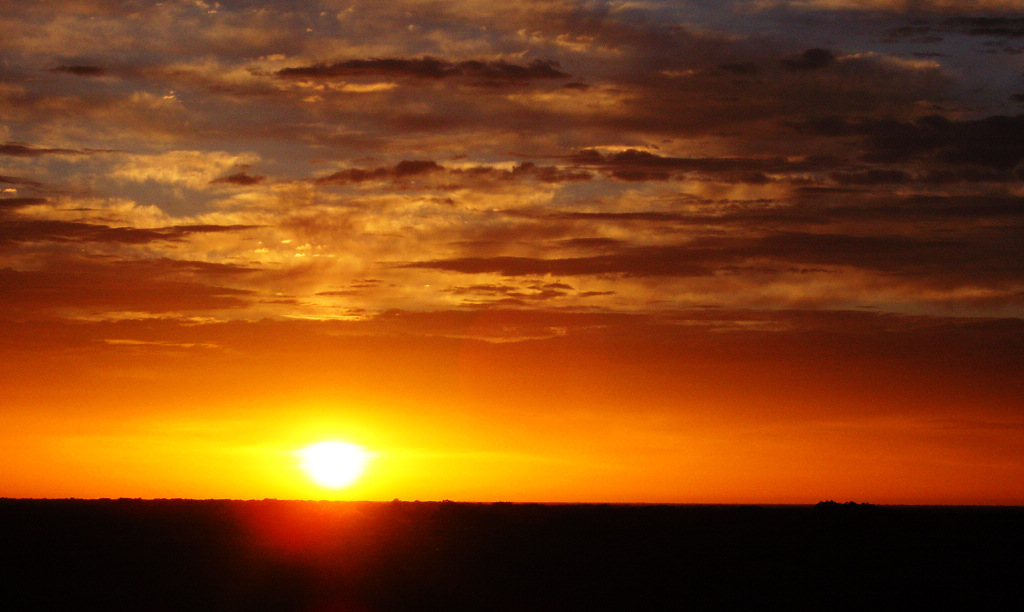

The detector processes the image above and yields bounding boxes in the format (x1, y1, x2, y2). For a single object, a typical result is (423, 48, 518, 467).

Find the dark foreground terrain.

(2, 499, 1021, 610)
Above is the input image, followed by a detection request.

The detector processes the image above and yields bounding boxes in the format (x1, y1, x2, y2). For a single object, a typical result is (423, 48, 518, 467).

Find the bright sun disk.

(297, 441, 371, 489)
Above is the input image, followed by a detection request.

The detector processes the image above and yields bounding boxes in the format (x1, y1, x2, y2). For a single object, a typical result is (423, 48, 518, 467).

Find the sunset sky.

(2, 0, 1023, 504)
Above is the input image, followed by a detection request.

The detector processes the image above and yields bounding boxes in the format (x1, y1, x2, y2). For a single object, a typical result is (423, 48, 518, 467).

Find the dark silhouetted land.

(2, 499, 1021, 610)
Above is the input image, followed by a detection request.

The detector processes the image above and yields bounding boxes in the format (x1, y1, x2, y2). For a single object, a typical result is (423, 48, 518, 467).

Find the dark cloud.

(0, 175, 43, 187)
(703, 230, 1022, 289)
(0, 197, 48, 211)
(717, 61, 761, 75)
(569, 148, 823, 182)
(705, 193, 1024, 227)
(445, 281, 571, 304)
(781, 48, 836, 71)
(830, 169, 912, 185)
(974, 39, 1023, 55)
(886, 16, 1024, 45)
(793, 186, 864, 196)
(137, 257, 258, 277)
(315, 159, 589, 186)
(505, 190, 1024, 250)
(921, 167, 1021, 183)
(49, 65, 105, 76)
(400, 246, 715, 277)
(891, 194, 1024, 220)
(506, 162, 592, 183)
(315, 160, 442, 185)
(0, 261, 253, 315)
(555, 236, 625, 251)
(794, 114, 1024, 169)
(316, 290, 360, 297)
(447, 161, 592, 185)
(865, 114, 1024, 168)
(0, 143, 82, 157)
(78, 4, 939, 152)
(945, 16, 1024, 38)
(277, 57, 569, 84)
(0, 218, 257, 246)
(393, 160, 442, 176)
(542, 281, 573, 290)
(210, 172, 264, 186)
(507, 203, 807, 235)
(886, 24, 945, 44)
(748, 232, 952, 271)
(402, 224, 1024, 289)
(314, 167, 386, 185)
(552, 211, 687, 223)
(0, 0, 135, 18)
(0, 142, 115, 157)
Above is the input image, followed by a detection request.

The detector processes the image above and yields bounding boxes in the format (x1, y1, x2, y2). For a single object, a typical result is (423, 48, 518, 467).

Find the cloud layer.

(1, 0, 1022, 324)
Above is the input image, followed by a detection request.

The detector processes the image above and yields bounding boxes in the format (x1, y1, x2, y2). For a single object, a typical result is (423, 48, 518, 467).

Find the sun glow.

(297, 441, 372, 489)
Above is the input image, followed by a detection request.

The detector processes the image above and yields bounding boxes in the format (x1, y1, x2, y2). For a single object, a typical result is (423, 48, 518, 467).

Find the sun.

(297, 441, 372, 489)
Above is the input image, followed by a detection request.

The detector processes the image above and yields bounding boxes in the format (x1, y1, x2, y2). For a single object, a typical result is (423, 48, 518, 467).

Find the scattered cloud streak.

(277, 57, 570, 84)
(1, 143, 93, 157)
(49, 65, 106, 76)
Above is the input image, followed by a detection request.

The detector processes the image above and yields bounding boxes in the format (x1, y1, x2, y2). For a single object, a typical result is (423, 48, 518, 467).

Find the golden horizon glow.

(297, 441, 372, 490)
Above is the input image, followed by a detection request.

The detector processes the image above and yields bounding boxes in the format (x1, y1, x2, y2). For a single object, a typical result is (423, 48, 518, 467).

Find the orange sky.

(1, 0, 1023, 503)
